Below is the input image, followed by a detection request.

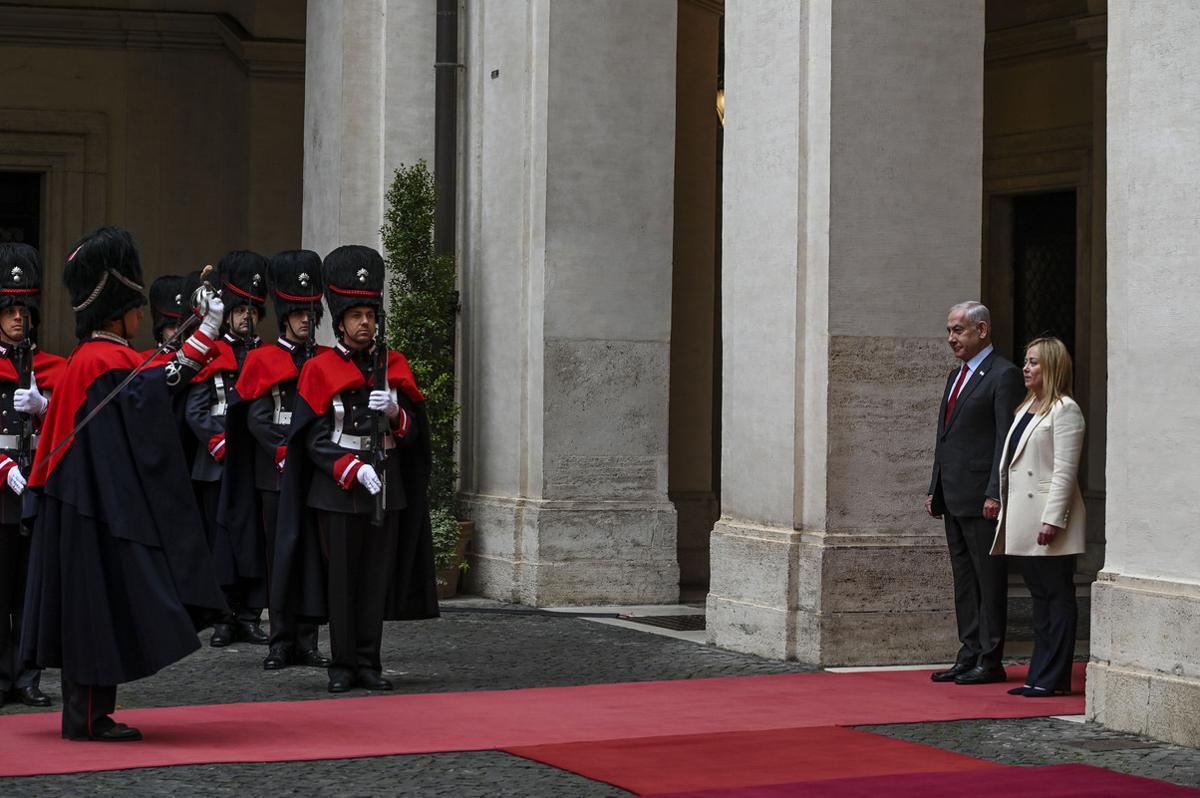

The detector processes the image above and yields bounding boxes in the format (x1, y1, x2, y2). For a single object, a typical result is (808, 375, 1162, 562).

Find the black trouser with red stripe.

(261, 491, 318, 653)
(0, 523, 41, 695)
(60, 679, 117, 739)
(195, 481, 260, 628)
(317, 510, 399, 681)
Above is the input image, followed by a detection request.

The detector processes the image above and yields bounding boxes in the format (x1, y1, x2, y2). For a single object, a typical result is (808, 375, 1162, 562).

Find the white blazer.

(991, 396, 1086, 557)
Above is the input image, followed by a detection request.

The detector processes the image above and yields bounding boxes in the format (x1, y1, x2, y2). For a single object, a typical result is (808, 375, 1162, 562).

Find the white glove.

(198, 287, 225, 339)
(13, 373, 48, 417)
(356, 463, 382, 495)
(368, 389, 400, 420)
(6, 466, 26, 496)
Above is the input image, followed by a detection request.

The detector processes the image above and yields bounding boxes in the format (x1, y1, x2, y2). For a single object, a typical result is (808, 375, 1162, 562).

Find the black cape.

(21, 339, 227, 685)
(212, 386, 267, 606)
(271, 348, 439, 623)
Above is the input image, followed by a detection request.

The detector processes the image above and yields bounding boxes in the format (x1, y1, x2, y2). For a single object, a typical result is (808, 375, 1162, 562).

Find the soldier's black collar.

(276, 337, 297, 352)
(224, 331, 261, 348)
(0, 339, 36, 359)
(334, 342, 376, 364)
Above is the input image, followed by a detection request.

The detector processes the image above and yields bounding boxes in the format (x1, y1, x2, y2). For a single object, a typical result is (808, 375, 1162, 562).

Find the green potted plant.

(381, 161, 471, 597)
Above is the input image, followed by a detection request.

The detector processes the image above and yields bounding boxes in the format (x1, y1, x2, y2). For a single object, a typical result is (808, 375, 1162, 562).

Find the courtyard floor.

(1, 597, 1197, 796)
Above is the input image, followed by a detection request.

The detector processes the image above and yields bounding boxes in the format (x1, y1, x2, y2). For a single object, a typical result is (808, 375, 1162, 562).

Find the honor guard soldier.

(185, 252, 269, 647)
(21, 225, 228, 741)
(0, 244, 64, 710)
(273, 245, 438, 694)
(218, 249, 331, 671)
(143, 275, 186, 365)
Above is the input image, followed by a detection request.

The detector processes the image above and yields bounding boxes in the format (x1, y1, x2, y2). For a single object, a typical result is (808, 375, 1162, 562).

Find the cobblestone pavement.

(2, 600, 1198, 796)
(862, 717, 1200, 789)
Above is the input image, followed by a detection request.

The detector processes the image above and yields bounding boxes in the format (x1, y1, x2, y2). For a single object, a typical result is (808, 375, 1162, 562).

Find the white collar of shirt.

(962, 344, 993, 380)
(949, 344, 993, 397)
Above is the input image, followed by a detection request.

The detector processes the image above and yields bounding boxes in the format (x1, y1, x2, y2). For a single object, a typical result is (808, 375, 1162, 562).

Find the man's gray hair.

(949, 301, 991, 326)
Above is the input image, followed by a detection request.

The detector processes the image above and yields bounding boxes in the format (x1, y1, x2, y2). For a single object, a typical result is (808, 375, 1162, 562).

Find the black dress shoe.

(357, 672, 393, 691)
(295, 649, 332, 668)
(68, 723, 143, 742)
(930, 662, 973, 683)
(954, 665, 1007, 685)
(210, 623, 234, 647)
(1023, 686, 1071, 698)
(14, 685, 51, 707)
(235, 620, 270, 645)
(263, 648, 290, 671)
(328, 676, 354, 693)
(1008, 685, 1034, 696)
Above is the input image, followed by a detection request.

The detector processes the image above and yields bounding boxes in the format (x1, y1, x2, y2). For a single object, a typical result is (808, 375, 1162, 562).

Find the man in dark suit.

(926, 301, 1024, 685)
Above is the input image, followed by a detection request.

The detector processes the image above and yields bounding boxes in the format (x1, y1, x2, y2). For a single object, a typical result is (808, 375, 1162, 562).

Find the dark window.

(1012, 191, 1075, 358)
(0, 172, 42, 251)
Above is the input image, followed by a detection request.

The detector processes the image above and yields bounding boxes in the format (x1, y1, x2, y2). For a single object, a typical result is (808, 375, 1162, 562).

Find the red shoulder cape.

(297, 348, 424, 415)
(235, 344, 330, 402)
(192, 338, 238, 384)
(0, 349, 66, 391)
(30, 341, 142, 488)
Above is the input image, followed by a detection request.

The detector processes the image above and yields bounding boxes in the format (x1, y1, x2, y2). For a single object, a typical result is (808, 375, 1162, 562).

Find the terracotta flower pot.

(437, 520, 475, 599)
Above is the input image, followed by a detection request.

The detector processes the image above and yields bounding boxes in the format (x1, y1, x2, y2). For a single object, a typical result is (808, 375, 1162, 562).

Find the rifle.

(369, 307, 388, 527)
(305, 301, 316, 361)
(14, 308, 34, 474)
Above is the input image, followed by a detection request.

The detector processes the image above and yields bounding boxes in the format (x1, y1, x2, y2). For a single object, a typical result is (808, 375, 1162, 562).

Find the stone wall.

(0, 2, 304, 353)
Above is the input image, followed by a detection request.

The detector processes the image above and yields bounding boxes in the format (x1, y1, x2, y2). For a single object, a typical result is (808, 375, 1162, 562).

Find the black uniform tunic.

(0, 344, 64, 695)
(219, 337, 324, 652)
(185, 332, 265, 608)
(272, 344, 438, 639)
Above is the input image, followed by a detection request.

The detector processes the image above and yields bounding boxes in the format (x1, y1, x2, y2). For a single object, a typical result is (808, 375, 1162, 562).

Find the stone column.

(302, 0, 436, 255)
(709, 0, 985, 663)
(459, 0, 679, 605)
(1089, 3, 1200, 748)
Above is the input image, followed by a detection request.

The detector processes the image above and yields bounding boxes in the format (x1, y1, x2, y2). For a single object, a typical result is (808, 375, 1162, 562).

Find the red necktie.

(944, 363, 969, 425)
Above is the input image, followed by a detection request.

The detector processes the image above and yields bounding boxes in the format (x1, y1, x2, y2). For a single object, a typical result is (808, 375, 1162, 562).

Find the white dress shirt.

(947, 343, 994, 399)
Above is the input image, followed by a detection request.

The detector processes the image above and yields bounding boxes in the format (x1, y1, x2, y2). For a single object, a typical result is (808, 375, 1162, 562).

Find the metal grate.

(1012, 191, 1076, 358)
(622, 615, 706, 632)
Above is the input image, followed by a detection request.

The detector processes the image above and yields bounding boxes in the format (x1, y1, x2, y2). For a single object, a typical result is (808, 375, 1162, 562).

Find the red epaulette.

(192, 338, 238, 384)
(297, 348, 424, 415)
(236, 344, 330, 402)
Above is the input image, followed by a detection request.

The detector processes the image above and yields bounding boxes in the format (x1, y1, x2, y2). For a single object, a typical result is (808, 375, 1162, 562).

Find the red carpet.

(0, 664, 1083, 776)
(641, 764, 1200, 797)
(504, 726, 1000, 794)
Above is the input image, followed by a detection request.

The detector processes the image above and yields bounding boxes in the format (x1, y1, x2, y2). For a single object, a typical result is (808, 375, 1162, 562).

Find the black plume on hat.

(268, 249, 324, 326)
(216, 250, 268, 315)
(63, 226, 148, 340)
(322, 245, 384, 330)
(0, 242, 43, 329)
(149, 274, 186, 343)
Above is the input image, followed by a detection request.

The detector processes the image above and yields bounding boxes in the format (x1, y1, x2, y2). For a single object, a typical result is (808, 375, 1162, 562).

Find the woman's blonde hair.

(1022, 336, 1073, 416)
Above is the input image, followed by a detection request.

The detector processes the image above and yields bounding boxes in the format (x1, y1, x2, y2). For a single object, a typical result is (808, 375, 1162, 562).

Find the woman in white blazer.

(991, 336, 1085, 697)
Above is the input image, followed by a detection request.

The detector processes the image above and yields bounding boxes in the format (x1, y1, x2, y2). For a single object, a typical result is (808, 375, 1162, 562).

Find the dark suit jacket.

(928, 349, 1025, 518)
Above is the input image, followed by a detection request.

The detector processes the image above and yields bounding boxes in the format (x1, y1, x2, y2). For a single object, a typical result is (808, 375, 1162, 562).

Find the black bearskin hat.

(268, 249, 324, 328)
(63, 226, 148, 340)
(322, 245, 384, 333)
(0, 242, 43, 329)
(149, 274, 186, 343)
(216, 250, 268, 317)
